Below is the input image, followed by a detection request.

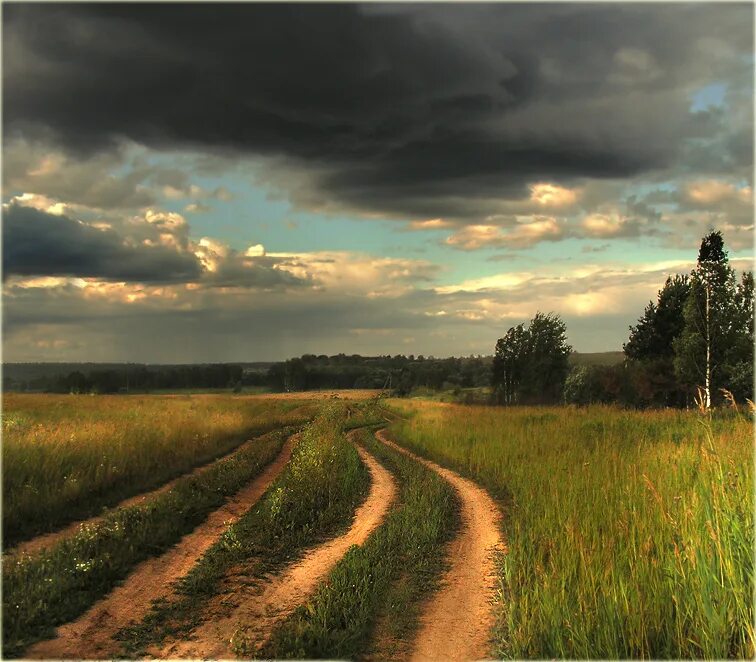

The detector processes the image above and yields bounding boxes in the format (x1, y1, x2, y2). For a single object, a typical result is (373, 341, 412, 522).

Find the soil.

(375, 429, 505, 662)
(24, 434, 299, 660)
(7, 428, 298, 560)
(154, 433, 397, 659)
(249, 389, 383, 401)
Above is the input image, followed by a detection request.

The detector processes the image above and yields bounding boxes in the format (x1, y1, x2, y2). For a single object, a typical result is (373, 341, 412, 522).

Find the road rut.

(375, 428, 504, 662)
(157, 432, 397, 659)
(24, 433, 299, 660)
(7, 427, 301, 560)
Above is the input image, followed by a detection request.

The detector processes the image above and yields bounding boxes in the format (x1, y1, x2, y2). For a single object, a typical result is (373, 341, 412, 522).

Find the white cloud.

(445, 216, 562, 249)
(683, 179, 752, 206)
(244, 244, 266, 257)
(407, 218, 455, 230)
(581, 212, 627, 237)
(529, 182, 580, 207)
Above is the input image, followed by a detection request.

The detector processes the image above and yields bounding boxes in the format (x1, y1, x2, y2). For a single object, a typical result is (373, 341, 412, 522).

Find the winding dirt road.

(24, 433, 299, 660)
(157, 433, 397, 659)
(375, 429, 504, 662)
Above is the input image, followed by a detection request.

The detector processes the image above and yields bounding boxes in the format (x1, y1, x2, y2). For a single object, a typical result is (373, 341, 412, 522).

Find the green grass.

(114, 404, 370, 657)
(407, 385, 492, 404)
(2, 393, 313, 546)
(257, 427, 460, 660)
(2, 426, 298, 658)
(386, 400, 754, 659)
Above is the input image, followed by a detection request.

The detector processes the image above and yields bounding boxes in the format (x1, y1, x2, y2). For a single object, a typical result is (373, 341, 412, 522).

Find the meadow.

(3, 393, 314, 545)
(3, 390, 752, 660)
(3, 426, 299, 656)
(386, 399, 754, 659)
(259, 426, 460, 660)
(115, 404, 370, 657)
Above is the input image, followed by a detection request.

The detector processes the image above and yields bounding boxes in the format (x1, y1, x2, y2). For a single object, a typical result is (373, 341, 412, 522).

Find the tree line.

(4, 355, 493, 395)
(5, 364, 245, 394)
(265, 354, 492, 393)
(492, 231, 754, 408)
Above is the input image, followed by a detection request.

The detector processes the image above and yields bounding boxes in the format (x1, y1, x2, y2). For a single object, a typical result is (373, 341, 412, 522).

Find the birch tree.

(673, 231, 738, 408)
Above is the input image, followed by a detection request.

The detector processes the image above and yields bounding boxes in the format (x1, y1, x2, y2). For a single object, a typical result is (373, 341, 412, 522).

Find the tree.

(727, 271, 755, 403)
(492, 312, 572, 405)
(564, 366, 592, 406)
(492, 323, 527, 404)
(625, 275, 690, 361)
(624, 275, 690, 406)
(673, 231, 740, 408)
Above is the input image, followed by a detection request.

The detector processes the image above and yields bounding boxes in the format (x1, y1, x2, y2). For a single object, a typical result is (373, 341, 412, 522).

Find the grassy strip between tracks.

(114, 403, 370, 657)
(2, 426, 299, 658)
(257, 427, 460, 660)
(4, 394, 315, 546)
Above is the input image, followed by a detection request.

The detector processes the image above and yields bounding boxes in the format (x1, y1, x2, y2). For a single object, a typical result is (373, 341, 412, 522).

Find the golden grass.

(387, 400, 754, 659)
(3, 393, 313, 545)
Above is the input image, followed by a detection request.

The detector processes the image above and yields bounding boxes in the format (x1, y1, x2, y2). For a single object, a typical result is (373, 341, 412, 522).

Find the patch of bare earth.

(23, 434, 299, 660)
(155, 433, 397, 660)
(6, 427, 302, 560)
(376, 429, 505, 662)
(249, 389, 382, 401)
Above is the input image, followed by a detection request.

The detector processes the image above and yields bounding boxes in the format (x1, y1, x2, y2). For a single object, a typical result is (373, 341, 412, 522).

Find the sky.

(2, 2, 754, 363)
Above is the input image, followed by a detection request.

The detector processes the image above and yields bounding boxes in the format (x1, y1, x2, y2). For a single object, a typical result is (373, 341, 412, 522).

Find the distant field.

(2, 394, 315, 546)
(146, 386, 272, 395)
(386, 400, 754, 658)
(250, 389, 384, 400)
(569, 350, 625, 366)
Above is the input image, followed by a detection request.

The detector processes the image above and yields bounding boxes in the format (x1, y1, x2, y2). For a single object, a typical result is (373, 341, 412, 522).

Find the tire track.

(156, 431, 397, 659)
(7, 424, 303, 560)
(23, 433, 300, 660)
(375, 428, 504, 662)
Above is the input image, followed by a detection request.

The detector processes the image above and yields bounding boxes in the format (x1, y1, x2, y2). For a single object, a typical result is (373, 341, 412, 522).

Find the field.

(2, 391, 753, 659)
(3, 393, 315, 546)
(386, 400, 754, 659)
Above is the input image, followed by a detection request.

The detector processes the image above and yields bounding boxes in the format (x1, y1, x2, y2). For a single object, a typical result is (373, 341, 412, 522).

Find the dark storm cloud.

(2, 203, 202, 282)
(4, 3, 752, 221)
(3, 203, 313, 288)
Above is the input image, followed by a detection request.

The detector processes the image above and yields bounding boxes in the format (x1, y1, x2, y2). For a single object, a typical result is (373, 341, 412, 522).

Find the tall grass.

(259, 427, 460, 660)
(388, 400, 754, 659)
(116, 403, 370, 657)
(3, 394, 313, 545)
(2, 426, 297, 658)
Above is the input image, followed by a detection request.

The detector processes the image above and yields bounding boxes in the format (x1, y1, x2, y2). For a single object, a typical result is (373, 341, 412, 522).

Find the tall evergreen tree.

(673, 231, 739, 407)
(624, 275, 690, 406)
(625, 275, 690, 361)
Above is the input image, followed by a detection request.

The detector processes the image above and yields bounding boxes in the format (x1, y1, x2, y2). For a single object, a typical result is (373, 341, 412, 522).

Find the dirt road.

(375, 429, 504, 662)
(158, 434, 397, 659)
(24, 433, 299, 660)
(8, 429, 295, 559)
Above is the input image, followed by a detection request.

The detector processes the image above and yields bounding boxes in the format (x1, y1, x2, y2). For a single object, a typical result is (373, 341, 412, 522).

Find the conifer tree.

(673, 231, 739, 407)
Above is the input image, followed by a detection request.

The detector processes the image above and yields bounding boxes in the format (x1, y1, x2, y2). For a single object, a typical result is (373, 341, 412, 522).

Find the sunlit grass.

(259, 427, 459, 660)
(3, 394, 314, 545)
(115, 403, 370, 657)
(387, 400, 754, 659)
(2, 426, 296, 658)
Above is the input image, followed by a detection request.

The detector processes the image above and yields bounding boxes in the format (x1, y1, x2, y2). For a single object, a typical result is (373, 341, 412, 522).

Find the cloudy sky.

(2, 3, 753, 362)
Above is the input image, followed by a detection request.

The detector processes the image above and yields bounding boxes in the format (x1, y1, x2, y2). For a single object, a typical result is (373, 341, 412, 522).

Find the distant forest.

(3, 352, 622, 395)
